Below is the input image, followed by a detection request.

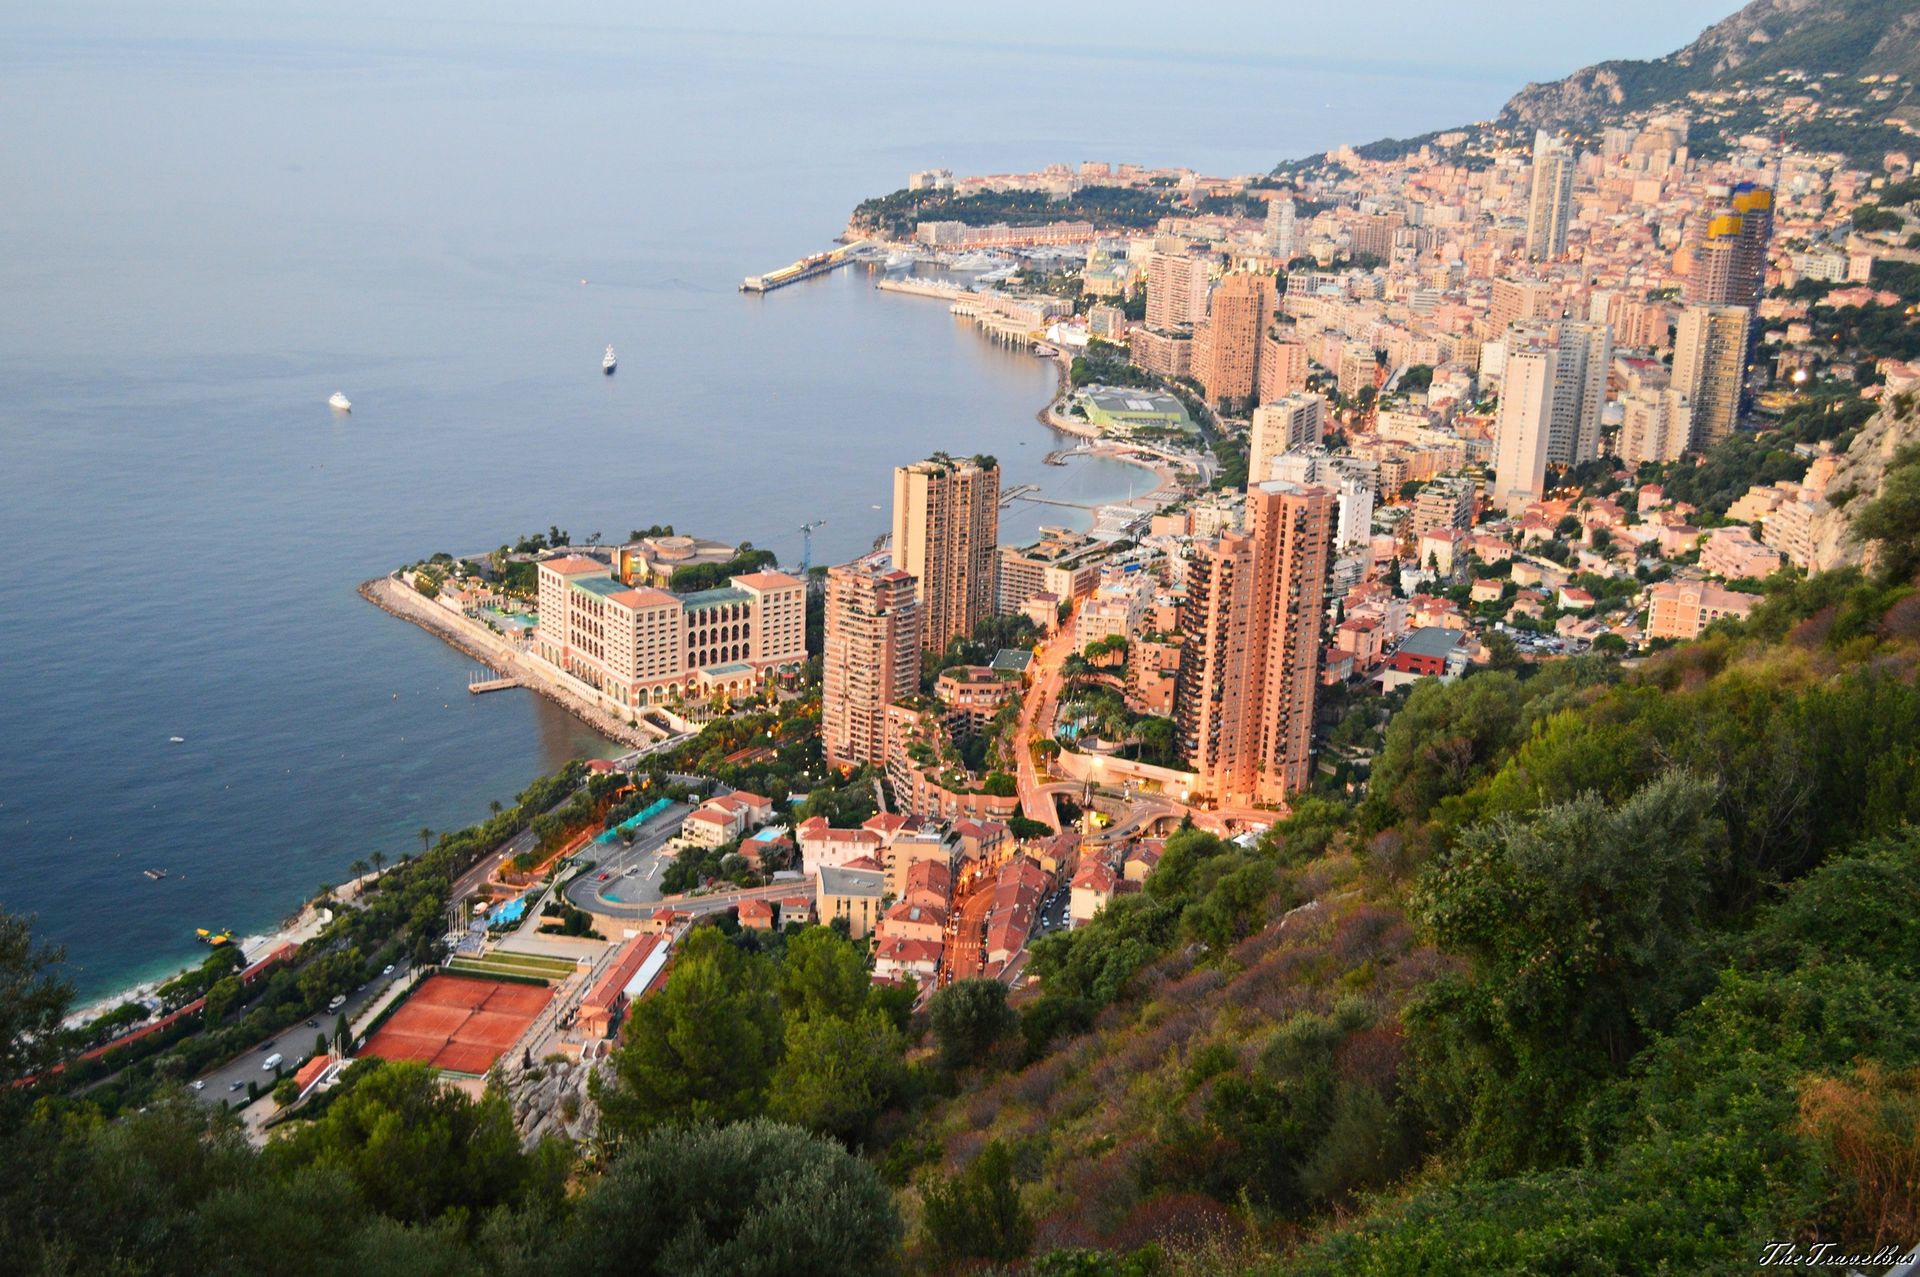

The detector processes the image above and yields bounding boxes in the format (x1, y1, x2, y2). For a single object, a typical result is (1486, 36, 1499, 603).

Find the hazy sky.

(9, 0, 1747, 85)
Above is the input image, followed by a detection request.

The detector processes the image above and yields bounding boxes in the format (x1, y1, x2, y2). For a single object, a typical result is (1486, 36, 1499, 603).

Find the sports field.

(361, 974, 554, 1075)
(447, 950, 578, 981)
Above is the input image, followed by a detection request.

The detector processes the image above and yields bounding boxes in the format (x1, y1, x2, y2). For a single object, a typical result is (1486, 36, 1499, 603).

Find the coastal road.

(562, 804, 692, 917)
(188, 960, 413, 1107)
(448, 781, 608, 904)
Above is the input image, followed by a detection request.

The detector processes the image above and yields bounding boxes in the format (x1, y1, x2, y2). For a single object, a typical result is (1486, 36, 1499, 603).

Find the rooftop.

(682, 586, 751, 609)
(732, 571, 804, 590)
(541, 555, 606, 576)
(990, 648, 1035, 674)
(1400, 626, 1464, 659)
(818, 863, 885, 898)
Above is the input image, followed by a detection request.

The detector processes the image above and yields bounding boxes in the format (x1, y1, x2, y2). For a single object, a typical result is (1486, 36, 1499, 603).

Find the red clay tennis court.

(362, 974, 555, 1075)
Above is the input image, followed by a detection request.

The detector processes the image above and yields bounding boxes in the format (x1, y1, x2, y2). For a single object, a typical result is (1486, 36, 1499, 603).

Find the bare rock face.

(1501, 0, 1919, 131)
(1807, 396, 1920, 573)
(503, 1054, 596, 1146)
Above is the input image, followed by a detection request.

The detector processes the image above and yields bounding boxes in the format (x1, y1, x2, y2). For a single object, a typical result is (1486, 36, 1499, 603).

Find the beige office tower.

(1671, 306, 1750, 448)
(1525, 131, 1575, 261)
(1172, 481, 1335, 805)
(1337, 342, 1377, 401)
(1257, 328, 1310, 400)
(1489, 278, 1556, 334)
(1412, 476, 1475, 539)
(891, 455, 1000, 651)
(1264, 196, 1297, 259)
(1351, 210, 1403, 263)
(1618, 387, 1694, 465)
(1690, 229, 1742, 307)
(1492, 345, 1556, 513)
(1551, 320, 1612, 465)
(1193, 272, 1277, 408)
(1146, 251, 1210, 330)
(823, 556, 921, 770)
(1502, 319, 1609, 468)
(1248, 392, 1325, 485)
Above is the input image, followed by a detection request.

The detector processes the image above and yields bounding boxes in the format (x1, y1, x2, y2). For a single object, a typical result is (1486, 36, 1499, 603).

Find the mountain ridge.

(1501, 0, 1920, 130)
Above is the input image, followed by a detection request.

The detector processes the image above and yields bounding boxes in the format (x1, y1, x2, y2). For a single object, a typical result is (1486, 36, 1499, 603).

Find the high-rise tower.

(1173, 480, 1334, 805)
(891, 455, 1000, 651)
(1525, 131, 1575, 261)
(1672, 306, 1751, 449)
(1492, 344, 1556, 513)
(822, 555, 921, 770)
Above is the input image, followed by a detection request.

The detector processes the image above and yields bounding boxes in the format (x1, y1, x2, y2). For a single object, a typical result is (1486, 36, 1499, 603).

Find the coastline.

(1033, 351, 1189, 510)
(64, 868, 375, 1029)
(359, 576, 659, 750)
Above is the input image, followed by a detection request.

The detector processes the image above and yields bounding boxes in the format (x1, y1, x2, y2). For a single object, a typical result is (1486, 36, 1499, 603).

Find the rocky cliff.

(1808, 393, 1920, 572)
(1501, 0, 1920, 130)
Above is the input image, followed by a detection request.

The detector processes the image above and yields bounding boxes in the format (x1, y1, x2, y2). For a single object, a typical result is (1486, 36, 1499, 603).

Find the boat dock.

(1000, 484, 1092, 512)
(875, 277, 968, 301)
(741, 240, 875, 293)
(468, 673, 521, 695)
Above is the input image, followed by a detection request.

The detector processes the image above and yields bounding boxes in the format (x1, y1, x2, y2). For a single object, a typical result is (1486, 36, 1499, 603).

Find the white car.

(190, 1079, 205, 1091)
(382, 964, 395, 976)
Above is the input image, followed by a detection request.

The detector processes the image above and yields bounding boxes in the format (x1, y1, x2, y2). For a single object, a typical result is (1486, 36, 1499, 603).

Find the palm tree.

(349, 858, 371, 879)
(417, 827, 432, 852)
(489, 800, 503, 816)
(370, 850, 386, 874)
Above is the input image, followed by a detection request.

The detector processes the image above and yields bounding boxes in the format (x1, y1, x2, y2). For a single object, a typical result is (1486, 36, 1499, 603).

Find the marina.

(740, 239, 875, 292)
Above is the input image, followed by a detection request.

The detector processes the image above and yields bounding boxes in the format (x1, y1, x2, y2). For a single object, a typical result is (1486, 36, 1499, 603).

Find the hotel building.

(533, 556, 805, 709)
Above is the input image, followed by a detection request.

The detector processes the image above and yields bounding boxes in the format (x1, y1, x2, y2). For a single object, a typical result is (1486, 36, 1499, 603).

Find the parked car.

(382, 964, 395, 976)
(327, 994, 346, 1013)
(190, 1080, 205, 1091)
(262, 1053, 283, 1071)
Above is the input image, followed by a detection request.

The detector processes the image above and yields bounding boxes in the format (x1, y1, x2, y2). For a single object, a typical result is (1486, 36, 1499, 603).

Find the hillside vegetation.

(891, 549, 1920, 1272)
(1502, 0, 1920, 130)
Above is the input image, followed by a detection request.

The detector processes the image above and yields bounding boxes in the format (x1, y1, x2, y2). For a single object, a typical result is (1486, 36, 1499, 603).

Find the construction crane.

(797, 519, 827, 576)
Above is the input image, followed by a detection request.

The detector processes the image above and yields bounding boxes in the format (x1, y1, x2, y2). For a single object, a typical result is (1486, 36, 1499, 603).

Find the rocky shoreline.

(358, 575, 658, 749)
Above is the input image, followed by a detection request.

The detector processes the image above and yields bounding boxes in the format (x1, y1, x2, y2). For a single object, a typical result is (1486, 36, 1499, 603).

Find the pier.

(468, 674, 521, 695)
(999, 483, 1039, 507)
(1000, 484, 1092, 511)
(741, 240, 874, 293)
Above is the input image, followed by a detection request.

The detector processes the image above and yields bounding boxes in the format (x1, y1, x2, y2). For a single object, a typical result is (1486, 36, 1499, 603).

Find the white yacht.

(602, 345, 617, 375)
(328, 391, 352, 412)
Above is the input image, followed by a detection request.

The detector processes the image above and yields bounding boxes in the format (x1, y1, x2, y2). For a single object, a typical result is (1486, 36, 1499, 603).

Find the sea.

(0, 5, 1714, 1002)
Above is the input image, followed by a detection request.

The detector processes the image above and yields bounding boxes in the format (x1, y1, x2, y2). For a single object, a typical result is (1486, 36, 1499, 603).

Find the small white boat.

(328, 391, 352, 411)
(602, 345, 617, 375)
(168, 735, 185, 743)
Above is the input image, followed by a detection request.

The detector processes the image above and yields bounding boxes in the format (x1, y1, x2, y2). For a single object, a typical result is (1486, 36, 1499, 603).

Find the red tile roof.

(874, 936, 944, 966)
(731, 571, 804, 590)
(293, 1055, 330, 1092)
(542, 555, 605, 575)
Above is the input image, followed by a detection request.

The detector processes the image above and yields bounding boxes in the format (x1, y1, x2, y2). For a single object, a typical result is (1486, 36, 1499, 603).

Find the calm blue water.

(0, 6, 1717, 1000)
